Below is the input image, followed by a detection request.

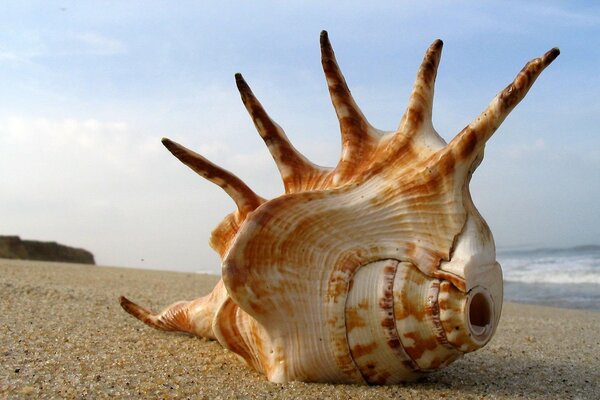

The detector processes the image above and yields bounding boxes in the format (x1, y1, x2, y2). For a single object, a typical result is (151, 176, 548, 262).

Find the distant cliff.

(0, 236, 95, 265)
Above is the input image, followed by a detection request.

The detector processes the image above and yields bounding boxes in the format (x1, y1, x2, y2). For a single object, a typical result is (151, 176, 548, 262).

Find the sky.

(1, 1, 599, 273)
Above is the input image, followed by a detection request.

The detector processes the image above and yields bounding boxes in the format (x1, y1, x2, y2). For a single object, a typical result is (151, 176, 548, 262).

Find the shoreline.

(2, 259, 599, 399)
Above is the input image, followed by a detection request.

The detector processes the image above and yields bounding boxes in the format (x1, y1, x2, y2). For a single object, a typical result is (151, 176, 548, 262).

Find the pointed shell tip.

(320, 31, 330, 47)
(544, 48, 560, 65)
(235, 73, 250, 93)
(119, 295, 133, 310)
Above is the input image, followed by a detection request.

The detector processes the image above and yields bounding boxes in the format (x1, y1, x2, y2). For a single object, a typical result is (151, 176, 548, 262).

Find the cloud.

(73, 32, 127, 56)
(0, 114, 282, 272)
(0, 31, 126, 66)
(0, 116, 165, 263)
(0, 47, 40, 67)
(0, 50, 26, 63)
(0, 116, 158, 204)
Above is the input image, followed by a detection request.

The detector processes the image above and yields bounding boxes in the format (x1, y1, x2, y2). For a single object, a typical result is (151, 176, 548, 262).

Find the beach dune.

(1, 259, 598, 399)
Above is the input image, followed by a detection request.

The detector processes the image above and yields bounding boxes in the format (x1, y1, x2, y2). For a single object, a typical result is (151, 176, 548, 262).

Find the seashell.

(120, 31, 559, 384)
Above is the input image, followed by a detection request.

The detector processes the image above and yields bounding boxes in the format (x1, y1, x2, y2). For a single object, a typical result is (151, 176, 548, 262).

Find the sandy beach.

(1, 259, 598, 399)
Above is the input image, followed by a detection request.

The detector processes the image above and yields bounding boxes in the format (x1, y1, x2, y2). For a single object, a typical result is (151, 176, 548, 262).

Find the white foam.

(504, 271, 600, 285)
(498, 250, 600, 285)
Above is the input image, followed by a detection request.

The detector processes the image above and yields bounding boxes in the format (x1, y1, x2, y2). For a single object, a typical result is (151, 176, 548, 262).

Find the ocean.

(498, 245, 600, 311)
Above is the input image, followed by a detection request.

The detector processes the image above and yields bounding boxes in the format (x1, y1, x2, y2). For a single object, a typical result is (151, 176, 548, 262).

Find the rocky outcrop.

(0, 236, 95, 264)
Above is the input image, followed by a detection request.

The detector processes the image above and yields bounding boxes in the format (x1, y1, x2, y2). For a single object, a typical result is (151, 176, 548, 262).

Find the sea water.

(498, 245, 600, 311)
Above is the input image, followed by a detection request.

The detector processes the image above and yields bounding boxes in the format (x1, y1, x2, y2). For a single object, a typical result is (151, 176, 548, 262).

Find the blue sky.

(1, 1, 599, 272)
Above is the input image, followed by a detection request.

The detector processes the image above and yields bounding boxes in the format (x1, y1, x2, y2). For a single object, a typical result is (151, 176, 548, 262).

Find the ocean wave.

(503, 272, 600, 285)
(498, 249, 600, 285)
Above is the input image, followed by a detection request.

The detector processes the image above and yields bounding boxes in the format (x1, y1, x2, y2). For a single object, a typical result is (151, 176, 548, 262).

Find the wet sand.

(1, 258, 599, 399)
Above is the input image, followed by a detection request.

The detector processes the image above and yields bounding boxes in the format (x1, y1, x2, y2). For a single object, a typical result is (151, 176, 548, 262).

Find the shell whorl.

(120, 31, 559, 384)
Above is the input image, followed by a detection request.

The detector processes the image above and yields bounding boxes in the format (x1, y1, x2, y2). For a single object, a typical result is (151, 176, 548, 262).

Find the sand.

(1, 259, 599, 399)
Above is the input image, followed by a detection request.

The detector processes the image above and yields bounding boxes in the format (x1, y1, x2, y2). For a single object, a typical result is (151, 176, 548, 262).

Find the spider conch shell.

(120, 31, 559, 384)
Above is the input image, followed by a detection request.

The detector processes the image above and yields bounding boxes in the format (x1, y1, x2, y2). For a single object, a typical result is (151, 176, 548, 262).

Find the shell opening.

(466, 288, 494, 344)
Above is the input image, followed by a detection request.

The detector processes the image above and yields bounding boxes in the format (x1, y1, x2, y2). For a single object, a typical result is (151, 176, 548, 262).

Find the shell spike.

(161, 137, 264, 215)
(119, 295, 193, 333)
(121, 280, 228, 339)
(320, 30, 377, 181)
(398, 39, 444, 135)
(442, 47, 560, 169)
(234, 73, 323, 193)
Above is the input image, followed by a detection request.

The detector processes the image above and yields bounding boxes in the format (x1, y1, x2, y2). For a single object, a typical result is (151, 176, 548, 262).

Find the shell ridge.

(212, 296, 269, 376)
(392, 262, 462, 371)
(346, 259, 435, 384)
(222, 166, 469, 298)
(224, 169, 468, 382)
